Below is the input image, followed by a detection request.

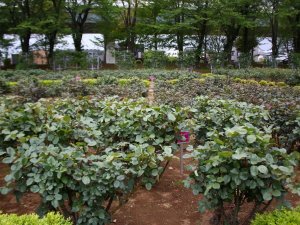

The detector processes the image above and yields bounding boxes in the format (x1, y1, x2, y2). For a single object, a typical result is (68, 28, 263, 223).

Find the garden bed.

(1, 158, 300, 225)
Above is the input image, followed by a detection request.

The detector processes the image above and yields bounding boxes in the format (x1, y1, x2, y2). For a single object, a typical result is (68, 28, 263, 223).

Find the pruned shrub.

(0, 212, 72, 225)
(251, 207, 300, 225)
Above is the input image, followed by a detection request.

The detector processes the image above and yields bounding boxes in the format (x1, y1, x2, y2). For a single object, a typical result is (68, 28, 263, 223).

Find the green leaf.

(247, 135, 256, 144)
(151, 169, 159, 177)
(114, 180, 120, 188)
(250, 166, 258, 176)
(262, 189, 272, 201)
(258, 165, 268, 174)
(145, 183, 152, 190)
(117, 175, 125, 181)
(30, 185, 40, 193)
(212, 183, 220, 189)
(82, 176, 91, 185)
(272, 189, 281, 197)
(84, 138, 97, 147)
(26, 178, 34, 186)
(223, 175, 231, 184)
(167, 112, 176, 121)
(0, 187, 11, 195)
(135, 135, 144, 143)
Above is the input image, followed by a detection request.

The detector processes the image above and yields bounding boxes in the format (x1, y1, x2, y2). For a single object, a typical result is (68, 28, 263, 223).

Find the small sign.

(177, 131, 190, 144)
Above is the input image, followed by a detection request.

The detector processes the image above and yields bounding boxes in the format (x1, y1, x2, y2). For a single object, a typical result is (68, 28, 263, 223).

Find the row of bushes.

(1, 96, 299, 225)
(214, 68, 300, 85)
(0, 207, 300, 225)
(233, 77, 288, 87)
(1, 67, 299, 84)
(0, 69, 199, 82)
(0, 97, 182, 224)
(2, 206, 299, 225)
(0, 77, 149, 101)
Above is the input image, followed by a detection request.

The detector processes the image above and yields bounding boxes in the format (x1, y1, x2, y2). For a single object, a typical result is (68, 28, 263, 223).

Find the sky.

(3, 34, 273, 56)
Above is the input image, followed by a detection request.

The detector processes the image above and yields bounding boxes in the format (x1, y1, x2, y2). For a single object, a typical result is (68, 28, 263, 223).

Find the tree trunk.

(47, 31, 57, 66)
(242, 27, 249, 53)
(154, 33, 158, 50)
(72, 31, 83, 52)
(271, 17, 279, 58)
(224, 27, 240, 65)
(293, 13, 300, 53)
(195, 22, 207, 65)
(177, 33, 184, 52)
(103, 35, 108, 64)
(20, 31, 31, 54)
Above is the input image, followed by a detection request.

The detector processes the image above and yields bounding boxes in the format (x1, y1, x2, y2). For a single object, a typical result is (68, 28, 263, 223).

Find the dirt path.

(111, 156, 209, 225)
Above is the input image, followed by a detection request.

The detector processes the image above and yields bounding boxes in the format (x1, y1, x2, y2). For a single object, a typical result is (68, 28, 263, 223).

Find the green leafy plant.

(0, 97, 184, 225)
(143, 51, 168, 69)
(0, 78, 10, 94)
(184, 97, 300, 225)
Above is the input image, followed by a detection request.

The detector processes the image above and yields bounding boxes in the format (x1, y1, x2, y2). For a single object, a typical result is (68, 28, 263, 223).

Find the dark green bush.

(0, 212, 72, 225)
(0, 78, 10, 94)
(251, 207, 300, 225)
(143, 51, 168, 69)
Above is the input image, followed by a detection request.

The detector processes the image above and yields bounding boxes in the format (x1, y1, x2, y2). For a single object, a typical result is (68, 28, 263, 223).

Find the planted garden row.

(0, 96, 299, 225)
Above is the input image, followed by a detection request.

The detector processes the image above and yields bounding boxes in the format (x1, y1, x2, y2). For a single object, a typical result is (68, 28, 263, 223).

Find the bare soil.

(1, 156, 300, 225)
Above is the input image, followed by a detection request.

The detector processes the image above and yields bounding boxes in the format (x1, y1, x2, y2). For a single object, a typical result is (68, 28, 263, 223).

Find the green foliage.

(214, 68, 298, 85)
(0, 78, 10, 94)
(54, 51, 89, 70)
(0, 97, 183, 225)
(143, 51, 168, 69)
(251, 207, 300, 225)
(0, 212, 72, 225)
(114, 51, 136, 70)
(184, 96, 300, 225)
(177, 51, 198, 69)
(15, 54, 36, 70)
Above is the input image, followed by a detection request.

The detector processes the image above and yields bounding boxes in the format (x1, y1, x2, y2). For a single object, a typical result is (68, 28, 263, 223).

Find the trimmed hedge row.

(0, 212, 72, 225)
(251, 207, 300, 225)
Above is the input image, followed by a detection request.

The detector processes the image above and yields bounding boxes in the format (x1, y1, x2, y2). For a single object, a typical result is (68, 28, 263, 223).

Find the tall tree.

(213, 0, 262, 64)
(94, 0, 120, 63)
(118, 0, 140, 52)
(185, 0, 213, 64)
(36, 0, 67, 64)
(1, 0, 40, 54)
(263, 0, 284, 64)
(137, 0, 167, 50)
(156, 0, 191, 52)
(282, 0, 300, 53)
(65, 0, 95, 51)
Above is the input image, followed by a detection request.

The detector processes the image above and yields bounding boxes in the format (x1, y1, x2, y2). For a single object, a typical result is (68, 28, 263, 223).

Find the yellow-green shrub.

(233, 78, 242, 83)
(251, 207, 300, 225)
(259, 80, 268, 86)
(201, 73, 213, 77)
(0, 212, 72, 225)
(277, 82, 287, 87)
(194, 78, 206, 84)
(118, 78, 132, 86)
(167, 79, 179, 85)
(142, 80, 151, 87)
(82, 79, 98, 85)
(6, 82, 18, 87)
(39, 80, 63, 86)
(247, 79, 259, 85)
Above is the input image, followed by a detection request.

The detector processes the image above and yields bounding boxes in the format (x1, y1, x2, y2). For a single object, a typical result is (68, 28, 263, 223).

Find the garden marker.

(148, 75, 156, 105)
(177, 131, 190, 175)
